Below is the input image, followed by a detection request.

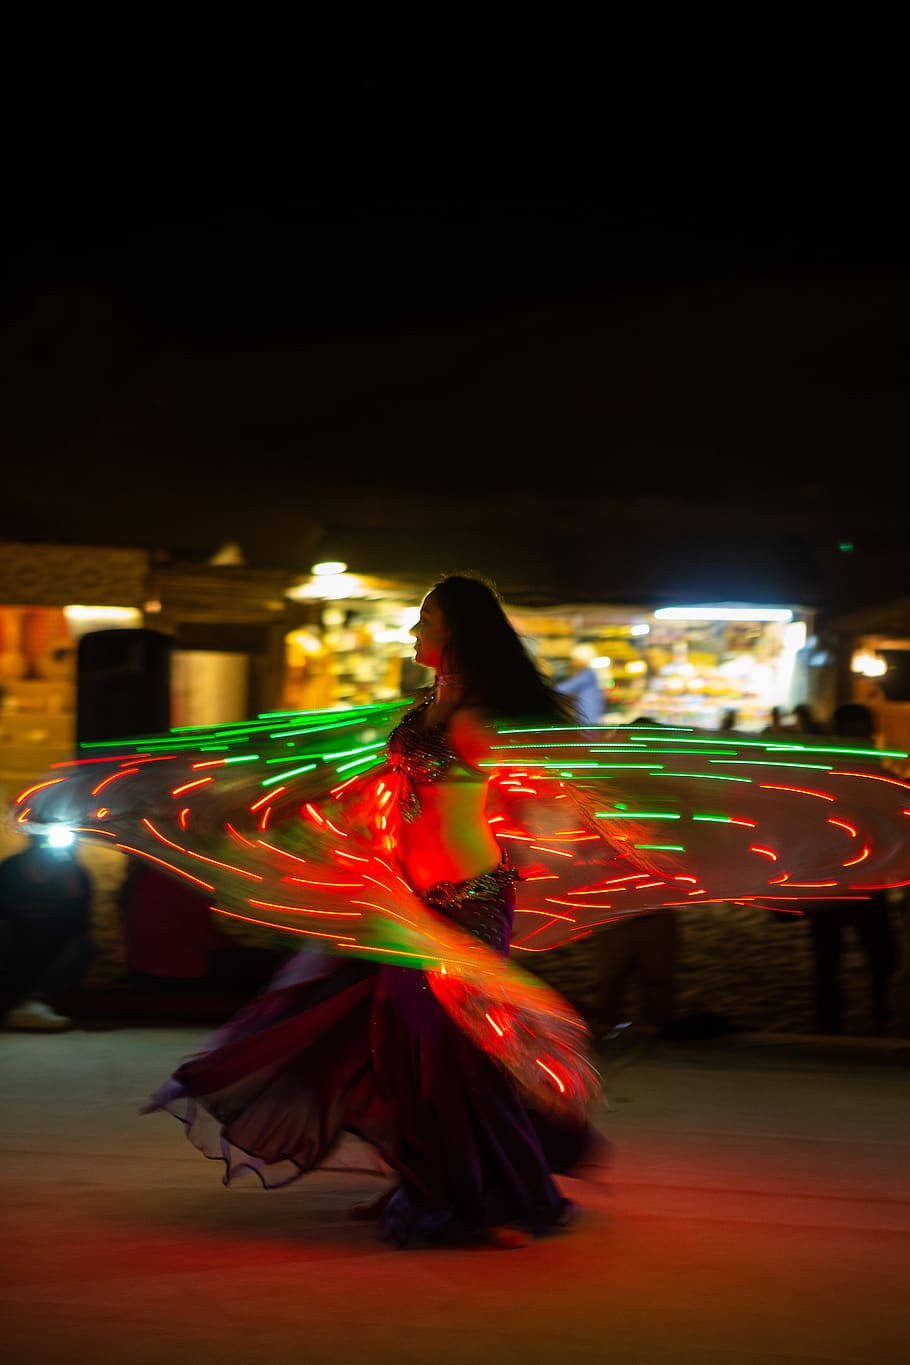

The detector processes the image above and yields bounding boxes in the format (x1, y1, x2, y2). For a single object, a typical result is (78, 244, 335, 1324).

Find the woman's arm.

(448, 706, 495, 771)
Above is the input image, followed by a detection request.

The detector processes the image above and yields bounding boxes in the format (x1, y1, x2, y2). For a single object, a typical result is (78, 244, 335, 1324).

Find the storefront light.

(286, 567, 367, 601)
(630, 624, 650, 636)
(653, 606, 793, 623)
(590, 656, 612, 669)
(626, 660, 647, 675)
(63, 605, 143, 636)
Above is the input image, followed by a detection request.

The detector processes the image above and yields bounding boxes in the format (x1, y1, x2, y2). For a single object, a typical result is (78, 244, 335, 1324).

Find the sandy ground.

(2, 1028, 909, 1365)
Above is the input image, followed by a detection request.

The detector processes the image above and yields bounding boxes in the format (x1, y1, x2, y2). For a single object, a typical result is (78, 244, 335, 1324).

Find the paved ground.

(2, 1028, 909, 1365)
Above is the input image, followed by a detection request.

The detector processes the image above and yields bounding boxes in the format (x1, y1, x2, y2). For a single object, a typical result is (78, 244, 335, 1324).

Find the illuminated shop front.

(509, 603, 812, 732)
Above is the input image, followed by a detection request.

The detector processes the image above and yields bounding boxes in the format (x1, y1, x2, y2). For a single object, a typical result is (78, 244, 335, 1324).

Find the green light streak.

(260, 763, 318, 787)
(259, 700, 411, 721)
(224, 754, 260, 764)
(322, 742, 386, 761)
(692, 813, 736, 823)
(709, 760, 832, 771)
(635, 844, 686, 851)
(766, 743, 908, 759)
(655, 772, 752, 783)
(269, 719, 368, 739)
(497, 725, 692, 735)
(334, 753, 387, 775)
(594, 811, 681, 819)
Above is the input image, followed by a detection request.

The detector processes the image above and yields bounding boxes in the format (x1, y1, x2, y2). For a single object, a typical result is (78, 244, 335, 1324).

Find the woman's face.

(411, 592, 451, 672)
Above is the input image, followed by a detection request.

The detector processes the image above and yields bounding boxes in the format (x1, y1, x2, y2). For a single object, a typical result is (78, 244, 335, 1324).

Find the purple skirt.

(147, 870, 594, 1245)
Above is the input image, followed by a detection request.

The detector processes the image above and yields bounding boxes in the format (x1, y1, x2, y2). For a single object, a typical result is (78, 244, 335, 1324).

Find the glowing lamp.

(311, 561, 347, 576)
(851, 651, 887, 678)
(47, 827, 75, 850)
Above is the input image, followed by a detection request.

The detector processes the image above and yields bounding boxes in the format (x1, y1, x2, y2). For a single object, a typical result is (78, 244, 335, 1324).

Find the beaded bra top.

(386, 694, 482, 822)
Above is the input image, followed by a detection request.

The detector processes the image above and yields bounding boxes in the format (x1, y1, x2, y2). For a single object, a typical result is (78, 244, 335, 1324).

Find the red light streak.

(485, 1013, 505, 1037)
(529, 845, 575, 858)
(178, 807, 190, 830)
(827, 818, 858, 837)
(674, 875, 698, 883)
(286, 876, 363, 888)
(688, 889, 706, 896)
(768, 873, 790, 884)
(17, 807, 31, 823)
(758, 784, 835, 801)
(211, 907, 355, 943)
(257, 839, 308, 866)
(51, 753, 150, 768)
(192, 759, 226, 769)
(96, 807, 110, 819)
(830, 771, 910, 789)
(225, 822, 256, 849)
(535, 1059, 566, 1094)
(248, 897, 361, 919)
(249, 789, 278, 812)
(171, 777, 214, 798)
(850, 880, 910, 890)
(788, 881, 838, 888)
(323, 817, 347, 838)
(727, 817, 758, 828)
(750, 846, 778, 861)
(304, 803, 325, 825)
(259, 806, 272, 831)
(141, 817, 183, 852)
(90, 766, 139, 796)
(524, 874, 559, 882)
(72, 826, 117, 838)
(141, 818, 264, 881)
(842, 845, 871, 867)
(336, 849, 369, 863)
(635, 881, 666, 890)
(114, 844, 214, 891)
(15, 777, 66, 804)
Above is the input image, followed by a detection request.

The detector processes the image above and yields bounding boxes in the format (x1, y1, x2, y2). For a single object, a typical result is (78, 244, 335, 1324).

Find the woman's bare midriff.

(397, 780, 502, 891)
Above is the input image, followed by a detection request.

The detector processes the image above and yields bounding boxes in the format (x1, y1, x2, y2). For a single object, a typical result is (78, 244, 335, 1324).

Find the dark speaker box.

(76, 629, 172, 746)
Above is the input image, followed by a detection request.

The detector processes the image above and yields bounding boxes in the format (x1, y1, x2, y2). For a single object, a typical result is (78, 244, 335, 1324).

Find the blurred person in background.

(0, 831, 95, 1030)
(556, 645, 603, 726)
(804, 704, 898, 1033)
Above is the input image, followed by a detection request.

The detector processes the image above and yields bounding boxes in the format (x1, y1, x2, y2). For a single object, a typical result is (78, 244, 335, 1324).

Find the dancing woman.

(149, 576, 595, 1248)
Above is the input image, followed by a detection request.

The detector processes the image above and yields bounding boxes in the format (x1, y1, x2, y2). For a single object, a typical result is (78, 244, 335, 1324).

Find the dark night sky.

(3, 69, 908, 608)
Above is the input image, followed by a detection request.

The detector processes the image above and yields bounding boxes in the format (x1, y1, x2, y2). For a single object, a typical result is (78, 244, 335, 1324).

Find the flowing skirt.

(146, 867, 594, 1245)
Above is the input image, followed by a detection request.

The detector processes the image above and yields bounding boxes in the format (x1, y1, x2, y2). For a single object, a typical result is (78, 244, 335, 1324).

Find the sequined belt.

(420, 860, 521, 914)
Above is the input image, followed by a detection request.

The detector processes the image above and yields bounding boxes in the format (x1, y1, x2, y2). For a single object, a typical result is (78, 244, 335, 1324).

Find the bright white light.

(626, 660, 647, 675)
(47, 827, 74, 849)
(590, 656, 612, 669)
(630, 624, 650, 636)
(311, 561, 347, 577)
(852, 651, 887, 678)
(64, 605, 142, 636)
(287, 572, 366, 602)
(653, 606, 793, 623)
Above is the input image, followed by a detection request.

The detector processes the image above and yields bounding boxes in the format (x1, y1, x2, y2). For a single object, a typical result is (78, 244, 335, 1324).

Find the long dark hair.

(431, 575, 574, 722)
